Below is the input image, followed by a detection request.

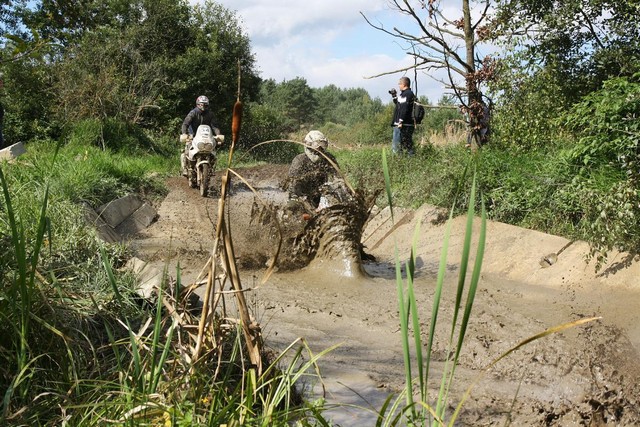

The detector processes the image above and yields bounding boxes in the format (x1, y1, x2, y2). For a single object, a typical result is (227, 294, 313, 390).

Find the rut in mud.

(131, 164, 640, 426)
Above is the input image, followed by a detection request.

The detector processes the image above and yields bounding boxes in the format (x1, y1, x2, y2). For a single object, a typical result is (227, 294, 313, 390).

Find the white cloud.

(194, 1, 485, 103)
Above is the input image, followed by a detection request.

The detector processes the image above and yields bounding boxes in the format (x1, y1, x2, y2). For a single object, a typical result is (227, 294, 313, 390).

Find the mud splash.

(248, 177, 373, 277)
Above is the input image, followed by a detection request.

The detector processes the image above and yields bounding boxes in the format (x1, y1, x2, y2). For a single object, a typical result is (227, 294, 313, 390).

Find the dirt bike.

(181, 125, 224, 197)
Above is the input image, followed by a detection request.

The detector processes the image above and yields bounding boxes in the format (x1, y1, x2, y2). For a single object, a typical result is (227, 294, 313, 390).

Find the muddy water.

(252, 263, 640, 426)
(133, 170, 640, 426)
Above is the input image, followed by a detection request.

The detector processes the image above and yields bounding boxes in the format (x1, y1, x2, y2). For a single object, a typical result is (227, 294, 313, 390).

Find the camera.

(388, 88, 397, 96)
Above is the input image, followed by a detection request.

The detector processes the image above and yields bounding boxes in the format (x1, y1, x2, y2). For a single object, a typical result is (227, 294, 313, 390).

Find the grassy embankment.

(337, 141, 597, 244)
(0, 135, 337, 426)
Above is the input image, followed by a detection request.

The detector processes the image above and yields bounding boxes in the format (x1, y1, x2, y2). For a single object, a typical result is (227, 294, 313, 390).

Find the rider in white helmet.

(180, 95, 222, 176)
(286, 130, 339, 208)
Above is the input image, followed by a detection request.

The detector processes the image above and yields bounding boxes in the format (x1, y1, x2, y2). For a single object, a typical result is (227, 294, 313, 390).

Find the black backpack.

(413, 102, 425, 125)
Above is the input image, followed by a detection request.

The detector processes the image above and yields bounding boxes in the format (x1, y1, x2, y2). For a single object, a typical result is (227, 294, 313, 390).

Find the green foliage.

(421, 96, 463, 135)
(476, 148, 585, 235)
(4, 0, 259, 137)
(66, 117, 175, 157)
(257, 79, 390, 147)
(490, 0, 640, 155)
(338, 144, 467, 209)
(566, 75, 640, 166)
(52, 26, 168, 127)
(0, 158, 139, 425)
(314, 85, 385, 127)
(563, 74, 640, 268)
(259, 77, 317, 131)
(0, 56, 60, 143)
(319, 106, 390, 147)
(494, 0, 640, 95)
(0, 138, 170, 284)
(338, 122, 638, 269)
(174, 1, 260, 133)
(489, 64, 569, 151)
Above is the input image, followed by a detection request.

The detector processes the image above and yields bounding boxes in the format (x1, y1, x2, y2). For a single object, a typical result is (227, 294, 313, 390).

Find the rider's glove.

(179, 134, 188, 143)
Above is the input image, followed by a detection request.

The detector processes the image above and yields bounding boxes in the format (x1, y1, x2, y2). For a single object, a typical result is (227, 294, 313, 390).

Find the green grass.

(336, 144, 469, 210)
(335, 140, 635, 267)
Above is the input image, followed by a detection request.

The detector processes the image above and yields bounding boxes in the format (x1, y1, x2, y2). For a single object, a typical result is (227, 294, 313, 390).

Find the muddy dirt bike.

(180, 125, 224, 197)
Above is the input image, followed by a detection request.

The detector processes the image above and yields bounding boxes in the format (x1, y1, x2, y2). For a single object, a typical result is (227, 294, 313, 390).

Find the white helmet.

(304, 130, 328, 149)
(304, 131, 328, 162)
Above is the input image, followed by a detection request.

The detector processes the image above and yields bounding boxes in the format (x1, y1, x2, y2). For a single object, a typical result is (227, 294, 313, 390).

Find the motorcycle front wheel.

(199, 163, 210, 197)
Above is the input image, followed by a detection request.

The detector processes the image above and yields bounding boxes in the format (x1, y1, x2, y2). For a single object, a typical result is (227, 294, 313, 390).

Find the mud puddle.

(131, 166, 640, 426)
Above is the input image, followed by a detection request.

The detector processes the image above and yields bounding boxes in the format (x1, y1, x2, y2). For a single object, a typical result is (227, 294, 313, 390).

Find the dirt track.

(131, 165, 640, 426)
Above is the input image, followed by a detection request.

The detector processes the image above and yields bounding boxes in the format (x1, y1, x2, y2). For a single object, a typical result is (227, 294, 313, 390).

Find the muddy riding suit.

(391, 87, 415, 155)
(287, 151, 338, 208)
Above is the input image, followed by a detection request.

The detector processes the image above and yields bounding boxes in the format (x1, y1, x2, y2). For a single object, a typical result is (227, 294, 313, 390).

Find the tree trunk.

(463, 0, 480, 104)
(463, 0, 482, 145)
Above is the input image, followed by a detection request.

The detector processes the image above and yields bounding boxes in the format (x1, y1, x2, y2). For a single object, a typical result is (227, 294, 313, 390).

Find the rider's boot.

(180, 153, 188, 177)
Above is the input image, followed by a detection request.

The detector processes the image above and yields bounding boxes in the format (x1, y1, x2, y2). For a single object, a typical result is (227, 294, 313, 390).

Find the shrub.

(564, 74, 640, 268)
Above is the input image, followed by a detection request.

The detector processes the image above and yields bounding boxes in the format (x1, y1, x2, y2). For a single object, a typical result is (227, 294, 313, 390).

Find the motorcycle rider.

(286, 130, 339, 209)
(180, 95, 221, 176)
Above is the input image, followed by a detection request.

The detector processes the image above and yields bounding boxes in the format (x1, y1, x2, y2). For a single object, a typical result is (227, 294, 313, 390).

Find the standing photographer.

(389, 77, 415, 156)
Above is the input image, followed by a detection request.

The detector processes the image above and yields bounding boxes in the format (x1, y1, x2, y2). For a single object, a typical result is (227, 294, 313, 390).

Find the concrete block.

(122, 257, 163, 299)
(97, 194, 143, 228)
(115, 203, 158, 237)
(82, 203, 121, 243)
(0, 142, 26, 160)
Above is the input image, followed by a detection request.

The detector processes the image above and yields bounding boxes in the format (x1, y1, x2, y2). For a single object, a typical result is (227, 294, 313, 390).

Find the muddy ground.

(131, 164, 640, 426)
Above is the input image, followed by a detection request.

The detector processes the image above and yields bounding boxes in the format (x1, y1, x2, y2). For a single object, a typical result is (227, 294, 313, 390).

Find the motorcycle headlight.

(197, 141, 214, 151)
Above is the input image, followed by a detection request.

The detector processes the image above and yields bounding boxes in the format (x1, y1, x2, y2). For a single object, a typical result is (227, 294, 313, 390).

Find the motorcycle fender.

(196, 159, 211, 170)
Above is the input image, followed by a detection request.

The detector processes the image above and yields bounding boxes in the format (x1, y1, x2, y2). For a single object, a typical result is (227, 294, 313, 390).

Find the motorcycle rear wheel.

(199, 163, 210, 197)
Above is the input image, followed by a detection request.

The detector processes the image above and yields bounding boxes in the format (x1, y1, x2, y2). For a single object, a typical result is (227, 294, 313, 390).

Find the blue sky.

(205, 1, 489, 104)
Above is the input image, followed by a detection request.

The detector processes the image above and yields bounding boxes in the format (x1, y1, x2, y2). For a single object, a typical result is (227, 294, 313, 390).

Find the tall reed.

(377, 150, 600, 426)
(1, 163, 52, 415)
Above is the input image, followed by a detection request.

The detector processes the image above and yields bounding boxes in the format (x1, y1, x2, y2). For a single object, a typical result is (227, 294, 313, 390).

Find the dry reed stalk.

(191, 60, 263, 375)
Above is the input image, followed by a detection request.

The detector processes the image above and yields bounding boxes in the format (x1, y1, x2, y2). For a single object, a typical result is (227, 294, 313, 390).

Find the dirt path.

(131, 165, 640, 426)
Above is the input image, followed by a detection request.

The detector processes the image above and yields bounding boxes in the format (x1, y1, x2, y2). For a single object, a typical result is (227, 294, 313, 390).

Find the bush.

(66, 118, 173, 156)
(490, 65, 569, 152)
(563, 74, 640, 267)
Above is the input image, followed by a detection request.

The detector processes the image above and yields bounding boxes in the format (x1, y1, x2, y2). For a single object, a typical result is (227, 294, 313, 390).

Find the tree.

(259, 77, 316, 131)
(487, 0, 640, 151)
(313, 85, 384, 127)
(313, 84, 343, 125)
(53, 27, 166, 126)
(46, 0, 259, 137)
(362, 0, 496, 145)
(493, 0, 640, 100)
(168, 0, 259, 137)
